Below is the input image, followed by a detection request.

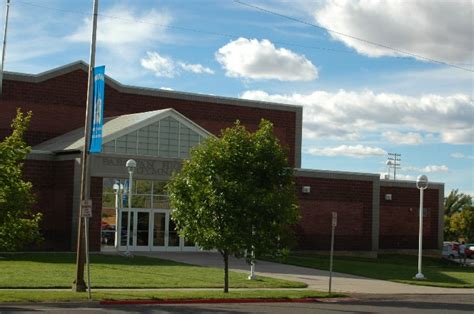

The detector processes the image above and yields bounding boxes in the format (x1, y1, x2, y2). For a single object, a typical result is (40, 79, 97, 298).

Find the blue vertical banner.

(89, 65, 105, 153)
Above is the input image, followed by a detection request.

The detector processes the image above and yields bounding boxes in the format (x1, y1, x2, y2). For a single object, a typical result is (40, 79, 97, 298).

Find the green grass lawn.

(0, 290, 338, 303)
(0, 253, 305, 289)
(269, 253, 474, 288)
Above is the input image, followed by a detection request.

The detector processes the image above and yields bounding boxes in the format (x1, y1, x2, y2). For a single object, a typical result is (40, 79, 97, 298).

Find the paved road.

(139, 252, 474, 294)
(1, 294, 473, 313)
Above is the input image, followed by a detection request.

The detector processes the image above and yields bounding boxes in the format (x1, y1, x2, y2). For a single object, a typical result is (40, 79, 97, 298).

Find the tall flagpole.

(0, 0, 11, 96)
(73, 0, 99, 292)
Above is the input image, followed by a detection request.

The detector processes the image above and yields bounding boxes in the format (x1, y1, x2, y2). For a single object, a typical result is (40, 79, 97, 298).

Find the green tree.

(444, 189, 473, 241)
(444, 189, 472, 216)
(448, 206, 474, 242)
(0, 109, 42, 251)
(168, 120, 299, 292)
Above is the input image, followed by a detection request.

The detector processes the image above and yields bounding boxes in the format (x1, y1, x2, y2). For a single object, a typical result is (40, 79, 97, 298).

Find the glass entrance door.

(119, 210, 134, 250)
(118, 209, 198, 252)
(134, 210, 150, 251)
(152, 211, 166, 248)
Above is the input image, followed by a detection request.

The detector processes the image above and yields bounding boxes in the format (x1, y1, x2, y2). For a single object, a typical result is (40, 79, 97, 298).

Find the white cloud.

(178, 62, 214, 74)
(314, 0, 473, 64)
(241, 90, 474, 144)
(141, 52, 215, 78)
(141, 52, 176, 78)
(404, 165, 450, 174)
(68, 5, 172, 48)
(420, 165, 449, 173)
(65, 4, 174, 81)
(160, 87, 174, 91)
(308, 145, 386, 158)
(215, 38, 318, 81)
(450, 153, 474, 160)
(382, 131, 423, 145)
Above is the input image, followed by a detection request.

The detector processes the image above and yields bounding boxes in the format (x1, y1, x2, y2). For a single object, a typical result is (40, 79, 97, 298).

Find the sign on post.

(81, 200, 93, 218)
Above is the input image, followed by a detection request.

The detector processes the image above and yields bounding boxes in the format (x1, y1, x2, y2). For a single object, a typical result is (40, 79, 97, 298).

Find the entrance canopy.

(33, 108, 213, 158)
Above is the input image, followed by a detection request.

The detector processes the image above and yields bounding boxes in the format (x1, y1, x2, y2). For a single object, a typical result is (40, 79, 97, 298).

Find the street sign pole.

(329, 212, 337, 295)
(81, 200, 92, 299)
(73, 0, 99, 292)
(0, 0, 11, 96)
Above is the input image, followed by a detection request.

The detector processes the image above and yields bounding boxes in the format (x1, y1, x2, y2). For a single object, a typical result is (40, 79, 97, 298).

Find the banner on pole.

(89, 65, 105, 153)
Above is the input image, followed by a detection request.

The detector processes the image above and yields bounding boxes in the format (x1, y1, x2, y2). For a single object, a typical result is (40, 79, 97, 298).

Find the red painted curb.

(100, 297, 327, 305)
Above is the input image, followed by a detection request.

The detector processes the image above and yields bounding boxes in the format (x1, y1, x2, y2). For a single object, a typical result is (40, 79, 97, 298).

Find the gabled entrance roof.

(33, 108, 213, 153)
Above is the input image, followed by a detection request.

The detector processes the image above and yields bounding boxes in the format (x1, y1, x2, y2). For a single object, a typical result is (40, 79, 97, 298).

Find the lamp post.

(113, 181, 123, 249)
(415, 174, 428, 280)
(125, 159, 136, 257)
(248, 226, 256, 280)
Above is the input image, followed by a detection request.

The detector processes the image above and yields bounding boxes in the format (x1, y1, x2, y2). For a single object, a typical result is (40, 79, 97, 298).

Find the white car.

(442, 242, 459, 259)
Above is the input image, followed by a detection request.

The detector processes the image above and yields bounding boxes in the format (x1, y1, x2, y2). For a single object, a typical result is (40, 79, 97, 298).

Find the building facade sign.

(90, 155, 182, 180)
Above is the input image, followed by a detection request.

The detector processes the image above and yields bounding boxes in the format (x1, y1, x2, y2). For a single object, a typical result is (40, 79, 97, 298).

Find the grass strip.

(0, 290, 341, 303)
(0, 253, 305, 289)
(269, 253, 474, 288)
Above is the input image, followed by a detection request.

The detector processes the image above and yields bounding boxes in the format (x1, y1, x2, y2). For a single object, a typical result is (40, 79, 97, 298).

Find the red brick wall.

(379, 186, 439, 249)
(294, 176, 374, 250)
(1, 71, 297, 166)
(23, 159, 74, 251)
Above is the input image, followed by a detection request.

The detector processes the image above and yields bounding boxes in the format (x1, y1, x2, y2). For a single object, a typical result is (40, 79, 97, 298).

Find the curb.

(100, 297, 352, 305)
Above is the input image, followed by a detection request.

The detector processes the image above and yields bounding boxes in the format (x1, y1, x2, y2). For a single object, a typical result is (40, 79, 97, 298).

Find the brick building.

(0, 61, 444, 253)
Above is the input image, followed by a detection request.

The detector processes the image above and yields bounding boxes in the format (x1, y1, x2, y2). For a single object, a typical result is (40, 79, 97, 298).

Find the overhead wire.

(233, 0, 473, 72)
(13, 0, 354, 55)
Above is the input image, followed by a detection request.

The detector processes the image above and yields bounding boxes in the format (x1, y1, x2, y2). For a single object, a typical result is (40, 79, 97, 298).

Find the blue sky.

(3, 0, 473, 196)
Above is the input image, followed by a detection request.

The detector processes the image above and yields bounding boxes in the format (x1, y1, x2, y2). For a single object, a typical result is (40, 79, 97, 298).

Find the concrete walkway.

(138, 252, 474, 295)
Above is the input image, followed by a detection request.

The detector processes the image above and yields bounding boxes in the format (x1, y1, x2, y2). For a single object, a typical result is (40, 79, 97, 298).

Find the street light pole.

(113, 181, 123, 249)
(415, 174, 428, 280)
(248, 226, 256, 280)
(125, 159, 136, 257)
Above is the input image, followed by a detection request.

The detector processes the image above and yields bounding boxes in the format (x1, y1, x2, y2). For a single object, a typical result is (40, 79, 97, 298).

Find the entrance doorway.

(116, 209, 197, 252)
(101, 178, 198, 252)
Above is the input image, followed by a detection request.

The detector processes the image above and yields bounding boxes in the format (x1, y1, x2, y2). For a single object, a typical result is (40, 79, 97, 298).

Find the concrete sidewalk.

(138, 252, 474, 295)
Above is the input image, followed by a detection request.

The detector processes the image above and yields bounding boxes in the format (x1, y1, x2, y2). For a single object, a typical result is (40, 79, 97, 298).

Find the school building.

(0, 61, 444, 253)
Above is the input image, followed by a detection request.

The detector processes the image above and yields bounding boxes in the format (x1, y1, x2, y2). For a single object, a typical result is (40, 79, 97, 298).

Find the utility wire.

(233, 0, 473, 72)
(14, 0, 353, 54)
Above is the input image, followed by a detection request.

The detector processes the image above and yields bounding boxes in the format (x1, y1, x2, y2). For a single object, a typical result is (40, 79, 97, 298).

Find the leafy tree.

(444, 189, 472, 216)
(447, 206, 474, 242)
(0, 109, 42, 251)
(168, 120, 299, 292)
(444, 189, 473, 241)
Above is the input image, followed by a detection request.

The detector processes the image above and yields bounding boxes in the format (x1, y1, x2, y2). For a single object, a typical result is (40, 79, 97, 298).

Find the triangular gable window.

(103, 116, 202, 158)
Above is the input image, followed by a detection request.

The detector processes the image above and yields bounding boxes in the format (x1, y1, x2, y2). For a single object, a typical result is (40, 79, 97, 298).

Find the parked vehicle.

(442, 241, 459, 259)
(466, 243, 474, 259)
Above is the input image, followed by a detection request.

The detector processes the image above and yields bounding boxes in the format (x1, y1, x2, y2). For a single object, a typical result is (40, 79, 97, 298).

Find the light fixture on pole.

(415, 174, 428, 280)
(113, 181, 123, 249)
(125, 159, 136, 257)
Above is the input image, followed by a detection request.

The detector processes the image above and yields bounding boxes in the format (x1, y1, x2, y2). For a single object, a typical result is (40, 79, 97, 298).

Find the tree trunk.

(223, 251, 229, 293)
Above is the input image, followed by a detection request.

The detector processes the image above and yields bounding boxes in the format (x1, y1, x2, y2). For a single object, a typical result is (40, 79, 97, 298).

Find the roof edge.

(3, 61, 303, 113)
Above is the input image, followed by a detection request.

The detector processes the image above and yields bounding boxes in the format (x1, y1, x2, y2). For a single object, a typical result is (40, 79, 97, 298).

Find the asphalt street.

(1, 294, 473, 313)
